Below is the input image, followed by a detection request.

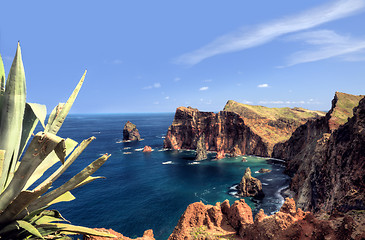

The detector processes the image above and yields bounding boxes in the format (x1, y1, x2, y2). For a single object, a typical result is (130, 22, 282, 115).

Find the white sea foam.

(230, 185, 238, 190)
(188, 162, 200, 165)
(135, 148, 144, 152)
(116, 140, 123, 143)
(255, 171, 259, 174)
(266, 178, 273, 181)
(162, 161, 173, 165)
(158, 149, 167, 152)
(123, 147, 131, 150)
(123, 152, 132, 155)
(262, 183, 269, 186)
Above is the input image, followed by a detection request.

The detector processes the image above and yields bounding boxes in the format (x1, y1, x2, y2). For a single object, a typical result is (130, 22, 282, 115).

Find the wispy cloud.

(259, 99, 320, 105)
(284, 30, 365, 66)
(258, 83, 269, 88)
(174, 77, 181, 82)
(175, 0, 365, 65)
(199, 86, 209, 91)
(203, 79, 213, 82)
(112, 59, 123, 64)
(143, 82, 161, 90)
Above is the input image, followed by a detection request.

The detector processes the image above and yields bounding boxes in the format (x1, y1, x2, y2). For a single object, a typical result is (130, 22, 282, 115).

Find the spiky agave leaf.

(0, 132, 65, 211)
(45, 70, 86, 135)
(0, 42, 26, 190)
(0, 53, 5, 113)
(26, 154, 110, 213)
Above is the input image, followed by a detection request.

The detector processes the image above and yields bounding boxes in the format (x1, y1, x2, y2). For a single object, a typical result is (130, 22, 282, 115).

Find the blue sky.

(1, 0, 365, 113)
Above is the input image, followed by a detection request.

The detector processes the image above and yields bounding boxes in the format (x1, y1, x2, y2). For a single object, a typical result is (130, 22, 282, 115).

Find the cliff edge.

(272, 92, 365, 212)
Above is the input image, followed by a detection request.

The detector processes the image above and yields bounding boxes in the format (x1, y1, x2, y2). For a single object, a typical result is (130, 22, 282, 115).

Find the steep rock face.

(168, 198, 364, 240)
(195, 133, 207, 161)
(224, 100, 325, 154)
(238, 167, 264, 198)
(164, 107, 269, 157)
(272, 92, 365, 212)
(123, 121, 141, 141)
(164, 102, 323, 157)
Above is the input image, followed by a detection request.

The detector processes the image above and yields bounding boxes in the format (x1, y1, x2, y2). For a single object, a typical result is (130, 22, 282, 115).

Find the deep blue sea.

(45, 113, 290, 240)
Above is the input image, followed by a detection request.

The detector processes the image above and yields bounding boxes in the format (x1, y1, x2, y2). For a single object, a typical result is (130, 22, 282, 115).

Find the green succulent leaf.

(28, 154, 110, 212)
(48, 191, 75, 206)
(17, 103, 47, 163)
(24, 138, 78, 191)
(45, 70, 86, 135)
(35, 137, 95, 191)
(0, 132, 64, 212)
(17, 220, 44, 239)
(46, 223, 116, 238)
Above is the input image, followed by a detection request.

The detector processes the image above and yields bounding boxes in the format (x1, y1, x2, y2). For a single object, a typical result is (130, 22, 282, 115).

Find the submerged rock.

(195, 133, 207, 161)
(258, 168, 271, 173)
(237, 167, 264, 198)
(123, 121, 141, 141)
(143, 146, 152, 152)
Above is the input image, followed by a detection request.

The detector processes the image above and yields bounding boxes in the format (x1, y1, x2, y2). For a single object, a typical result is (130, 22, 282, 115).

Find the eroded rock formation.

(168, 198, 365, 240)
(123, 121, 141, 141)
(164, 103, 323, 157)
(195, 133, 207, 161)
(272, 92, 365, 212)
(237, 167, 264, 198)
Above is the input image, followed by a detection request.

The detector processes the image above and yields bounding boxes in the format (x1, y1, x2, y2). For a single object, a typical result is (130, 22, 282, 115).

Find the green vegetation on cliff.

(223, 100, 325, 148)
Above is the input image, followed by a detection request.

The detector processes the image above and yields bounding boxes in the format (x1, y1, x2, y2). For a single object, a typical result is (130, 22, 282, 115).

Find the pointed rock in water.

(195, 133, 207, 161)
(123, 121, 141, 141)
(238, 167, 264, 198)
(143, 145, 152, 152)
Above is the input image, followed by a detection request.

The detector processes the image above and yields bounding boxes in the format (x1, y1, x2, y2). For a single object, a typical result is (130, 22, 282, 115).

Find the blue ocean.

(48, 113, 290, 240)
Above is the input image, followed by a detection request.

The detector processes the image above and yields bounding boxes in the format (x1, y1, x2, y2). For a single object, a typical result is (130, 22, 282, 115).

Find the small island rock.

(143, 146, 152, 152)
(238, 167, 264, 198)
(123, 121, 141, 141)
(258, 168, 271, 173)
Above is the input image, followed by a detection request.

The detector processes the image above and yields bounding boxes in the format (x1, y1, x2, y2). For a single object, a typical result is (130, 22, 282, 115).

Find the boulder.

(258, 168, 271, 173)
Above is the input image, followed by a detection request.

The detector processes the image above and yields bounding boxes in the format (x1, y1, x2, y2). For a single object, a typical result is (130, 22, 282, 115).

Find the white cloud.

(258, 83, 269, 88)
(175, 0, 365, 65)
(203, 79, 213, 82)
(174, 77, 181, 82)
(153, 101, 160, 105)
(199, 86, 209, 91)
(165, 96, 170, 100)
(143, 82, 161, 90)
(242, 100, 253, 104)
(284, 30, 365, 66)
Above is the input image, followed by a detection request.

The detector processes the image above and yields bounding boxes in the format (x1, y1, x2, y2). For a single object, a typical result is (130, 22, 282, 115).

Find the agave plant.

(0, 43, 115, 239)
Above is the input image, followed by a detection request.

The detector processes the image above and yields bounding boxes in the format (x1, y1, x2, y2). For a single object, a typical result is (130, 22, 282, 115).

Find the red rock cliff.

(168, 198, 365, 240)
(163, 106, 269, 157)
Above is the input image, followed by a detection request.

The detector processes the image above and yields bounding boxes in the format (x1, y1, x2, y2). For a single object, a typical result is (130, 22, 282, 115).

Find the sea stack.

(195, 134, 207, 161)
(238, 167, 264, 198)
(123, 121, 141, 141)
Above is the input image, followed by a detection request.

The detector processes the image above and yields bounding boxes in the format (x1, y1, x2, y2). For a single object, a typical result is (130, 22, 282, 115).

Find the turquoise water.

(47, 113, 289, 239)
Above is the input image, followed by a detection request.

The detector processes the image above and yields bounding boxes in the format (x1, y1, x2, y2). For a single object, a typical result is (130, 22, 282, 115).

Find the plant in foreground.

(0, 43, 115, 239)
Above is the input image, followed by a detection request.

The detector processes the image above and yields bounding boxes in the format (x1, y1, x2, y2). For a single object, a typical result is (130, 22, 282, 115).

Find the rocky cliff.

(163, 107, 268, 156)
(164, 103, 323, 157)
(168, 198, 365, 240)
(272, 92, 365, 212)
